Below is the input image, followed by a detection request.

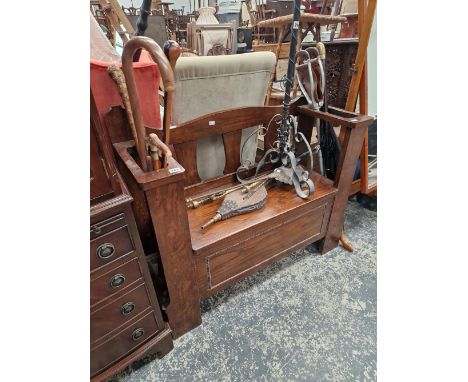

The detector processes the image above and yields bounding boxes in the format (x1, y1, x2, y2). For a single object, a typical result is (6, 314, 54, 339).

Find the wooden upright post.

(113, 142, 202, 338)
(343, 0, 376, 113)
(98, 0, 135, 44)
(145, 172, 202, 337)
(107, 0, 135, 34)
(358, 0, 370, 193)
(320, 123, 368, 253)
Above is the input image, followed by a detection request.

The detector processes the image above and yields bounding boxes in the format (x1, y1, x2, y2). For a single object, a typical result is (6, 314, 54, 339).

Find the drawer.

(90, 225, 135, 271)
(91, 257, 143, 307)
(90, 213, 126, 240)
(91, 283, 152, 344)
(90, 310, 160, 377)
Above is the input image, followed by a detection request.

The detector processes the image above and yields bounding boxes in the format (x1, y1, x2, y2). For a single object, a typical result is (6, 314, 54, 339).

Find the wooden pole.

(357, 0, 369, 194)
(359, 62, 369, 193)
(108, 0, 135, 34)
(337, 0, 374, 251)
(344, 0, 376, 113)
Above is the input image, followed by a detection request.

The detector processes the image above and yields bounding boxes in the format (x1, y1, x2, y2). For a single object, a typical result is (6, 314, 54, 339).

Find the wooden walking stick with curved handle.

(121, 36, 176, 172)
(148, 133, 172, 169)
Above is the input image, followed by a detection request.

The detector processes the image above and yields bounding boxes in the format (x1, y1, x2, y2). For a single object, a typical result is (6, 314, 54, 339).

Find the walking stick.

(121, 36, 176, 171)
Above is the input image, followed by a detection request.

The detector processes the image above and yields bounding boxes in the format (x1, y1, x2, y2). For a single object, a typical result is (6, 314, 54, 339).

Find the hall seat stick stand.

(113, 101, 373, 336)
(113, 112, 373, 338)
(111, 36, 374, 337)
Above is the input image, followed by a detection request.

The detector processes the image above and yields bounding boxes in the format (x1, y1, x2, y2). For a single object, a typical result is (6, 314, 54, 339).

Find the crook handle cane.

(121, 36, 175, 172)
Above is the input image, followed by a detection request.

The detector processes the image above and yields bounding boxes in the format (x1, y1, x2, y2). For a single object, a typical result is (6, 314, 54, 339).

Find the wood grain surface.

(188, 172, 336, 255)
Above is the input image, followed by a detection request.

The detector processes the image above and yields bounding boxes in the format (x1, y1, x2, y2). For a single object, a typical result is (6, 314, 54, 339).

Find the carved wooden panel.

(303, 39, 358, 109)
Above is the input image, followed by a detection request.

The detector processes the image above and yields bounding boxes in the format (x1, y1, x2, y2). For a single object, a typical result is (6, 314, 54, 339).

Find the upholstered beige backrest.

(172, 52, 276, 180)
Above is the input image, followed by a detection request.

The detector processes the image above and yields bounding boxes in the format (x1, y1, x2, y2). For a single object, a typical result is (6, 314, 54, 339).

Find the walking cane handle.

(163, 40, 181, 72)
(317, 42, 326, 60)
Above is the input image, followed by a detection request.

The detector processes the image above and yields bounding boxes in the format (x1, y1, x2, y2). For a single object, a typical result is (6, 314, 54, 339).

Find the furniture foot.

(91, 328, 173, 382)
(339, 231, 353, 252)
(155, 326, 175, 358)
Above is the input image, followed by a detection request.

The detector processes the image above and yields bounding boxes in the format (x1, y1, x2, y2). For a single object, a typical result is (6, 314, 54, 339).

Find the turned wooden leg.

(320, 124, 367, 254)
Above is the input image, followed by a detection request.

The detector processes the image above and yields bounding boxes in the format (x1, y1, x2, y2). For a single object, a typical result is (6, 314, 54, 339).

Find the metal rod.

(279, 0, 302, 152)
(186, 174, 271, 208)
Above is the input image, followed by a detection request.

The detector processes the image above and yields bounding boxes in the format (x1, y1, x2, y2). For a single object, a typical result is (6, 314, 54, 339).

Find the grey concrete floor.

(109, 199, 377, 382)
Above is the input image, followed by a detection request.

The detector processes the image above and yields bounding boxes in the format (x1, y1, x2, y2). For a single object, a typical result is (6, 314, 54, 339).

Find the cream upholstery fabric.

(200, 29, 230, 55)
(172, 52, 276, 180)
(195, 7, 229, 55)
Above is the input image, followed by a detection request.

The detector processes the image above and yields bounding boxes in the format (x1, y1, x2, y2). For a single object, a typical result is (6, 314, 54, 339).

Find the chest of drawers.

(90, 190, 173, 381)
(90, 91, 173, 381)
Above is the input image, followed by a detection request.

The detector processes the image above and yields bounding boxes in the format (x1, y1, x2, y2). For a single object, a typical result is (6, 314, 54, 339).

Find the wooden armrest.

(296, 104, 375, 129)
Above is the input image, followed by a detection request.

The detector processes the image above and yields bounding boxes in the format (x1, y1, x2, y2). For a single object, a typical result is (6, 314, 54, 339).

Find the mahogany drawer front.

(91, 258, 143, 307)
(90, 225, 135, 271)
(91, 283, 153, 344)
(203, 203, 329, 292)
(91, 310, 160, 377)
(90, 212, 127, 240)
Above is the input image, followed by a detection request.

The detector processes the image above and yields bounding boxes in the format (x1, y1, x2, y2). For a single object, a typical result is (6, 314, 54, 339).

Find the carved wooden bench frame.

(112, 99, 374, 337)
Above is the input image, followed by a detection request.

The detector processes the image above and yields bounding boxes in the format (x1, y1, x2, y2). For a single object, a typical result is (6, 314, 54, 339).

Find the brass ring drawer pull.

(121, 302, 135, 315)
(96, 243, 115, 259)
(109, 274, 125, 289)
(132, 328, 145, 341)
